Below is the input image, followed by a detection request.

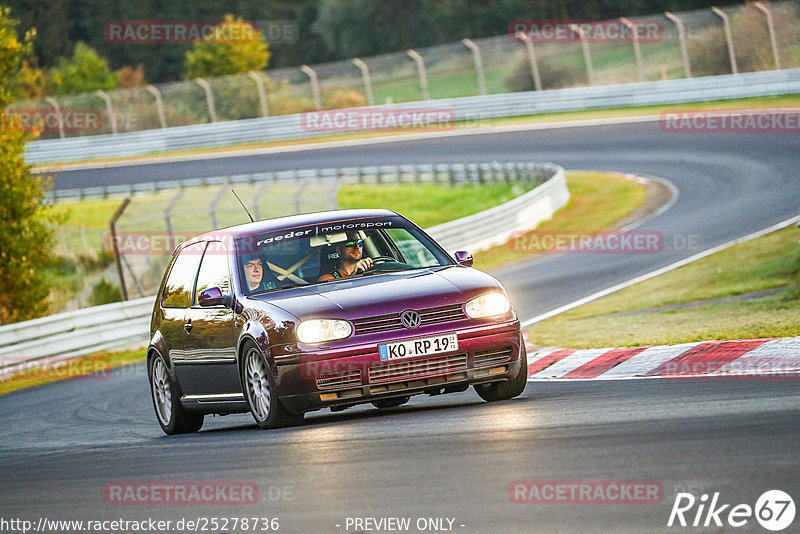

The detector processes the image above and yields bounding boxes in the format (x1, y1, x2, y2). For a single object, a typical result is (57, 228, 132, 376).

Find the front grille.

(316, 370, 362, 390)
(352, 304, 466, 335)
(369, 353, 468, 383)
(474, 347, 513, 367)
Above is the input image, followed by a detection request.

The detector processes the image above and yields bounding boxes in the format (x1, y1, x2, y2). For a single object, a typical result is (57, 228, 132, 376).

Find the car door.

(159, 241, 205, 371)
(176, 240, 241, 397)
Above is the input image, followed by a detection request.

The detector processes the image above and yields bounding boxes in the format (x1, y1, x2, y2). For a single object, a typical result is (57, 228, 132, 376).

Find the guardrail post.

(620, 18, 645, 82)
(120, 253, 146, 298)
(352, 58, 375, 106)
(145, 84, 168, 128)
(331, 173, 342, 210)
(754, 2, 781, 70)
(209, 181, 230, 230)
(164, 187, 185, 252)
(109, 197, 131, 301)
(569, 25, 595, 85)
(515, 32, 543, 91)
(462, 39, 487, 96)
(665, 12, 692, 78)
(301, 65, 323, 110)
(252, 181, 271, 221)
(247, 71, 270, 117)
(406, 49, 431, 100)
(43, 97, 65, 139)
(195, 78, 219, 122)
(95, 90, 118, 134)
(293, 181, 310, 214)
(712, 7, 738, 75)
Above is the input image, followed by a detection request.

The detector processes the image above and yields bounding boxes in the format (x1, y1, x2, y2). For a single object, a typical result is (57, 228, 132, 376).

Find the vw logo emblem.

(400, 310, 421, 329)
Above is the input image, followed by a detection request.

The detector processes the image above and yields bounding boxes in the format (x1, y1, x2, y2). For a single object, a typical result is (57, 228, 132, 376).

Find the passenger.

(242, 254, 279, 293)
(318, 232, 373, 281)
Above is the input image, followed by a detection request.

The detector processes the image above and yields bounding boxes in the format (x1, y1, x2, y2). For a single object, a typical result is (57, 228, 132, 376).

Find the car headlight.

(296, 319, 352, 344)
(465, 292, 511, 319)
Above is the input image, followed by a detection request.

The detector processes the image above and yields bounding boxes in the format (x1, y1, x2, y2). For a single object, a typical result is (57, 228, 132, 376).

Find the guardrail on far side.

(25, 69, 800, 165)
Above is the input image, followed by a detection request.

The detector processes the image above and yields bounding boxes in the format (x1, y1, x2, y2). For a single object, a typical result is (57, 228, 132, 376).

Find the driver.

(242, 254, 279, 293)
(318, 232, 373, 281)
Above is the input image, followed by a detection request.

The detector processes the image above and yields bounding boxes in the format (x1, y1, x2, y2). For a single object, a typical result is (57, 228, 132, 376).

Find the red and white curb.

(524, 337, 800, 380)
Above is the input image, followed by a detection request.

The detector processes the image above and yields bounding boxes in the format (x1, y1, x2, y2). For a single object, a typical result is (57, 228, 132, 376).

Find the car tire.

(372, 396, 411, 409)
(149, 354, 204, 435)
(242, 341, 303, 430)
(474, 348, 528, 402)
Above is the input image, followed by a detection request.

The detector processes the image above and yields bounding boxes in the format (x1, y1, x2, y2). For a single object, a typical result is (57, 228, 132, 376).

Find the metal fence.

(26, 68, 800, 165)
(0, 162, 566, 366)
(8, 1, 800, 141)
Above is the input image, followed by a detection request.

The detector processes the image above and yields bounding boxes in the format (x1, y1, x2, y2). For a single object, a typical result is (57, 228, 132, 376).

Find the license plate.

(379, 333, 459, 362)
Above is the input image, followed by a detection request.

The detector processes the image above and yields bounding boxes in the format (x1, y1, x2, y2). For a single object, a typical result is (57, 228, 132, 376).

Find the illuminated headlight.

(296, 319, 352, 344)
(465, 292, 511, 319)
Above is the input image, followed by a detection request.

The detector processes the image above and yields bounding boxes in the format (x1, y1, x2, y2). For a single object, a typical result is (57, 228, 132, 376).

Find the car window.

(237, 217, 453, 294)
(161, 242, 205, 308)
(384, 228, 440, 268)
(195, 241, 231, 303)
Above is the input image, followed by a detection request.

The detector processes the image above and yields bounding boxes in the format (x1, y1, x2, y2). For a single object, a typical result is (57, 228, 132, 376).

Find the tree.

(184, 15, 270, 79)
(0, 6, 60, 324)
(48, 41, 119, 95)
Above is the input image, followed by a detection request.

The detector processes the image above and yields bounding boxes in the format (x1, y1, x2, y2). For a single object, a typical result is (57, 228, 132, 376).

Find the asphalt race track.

(2, 118, 798, 533)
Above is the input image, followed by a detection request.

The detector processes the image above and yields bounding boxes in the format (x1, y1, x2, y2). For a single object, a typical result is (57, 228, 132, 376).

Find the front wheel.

(242, 342, 303, 429)
(474, 348, 528, 402)
(149, 354, 204, 435)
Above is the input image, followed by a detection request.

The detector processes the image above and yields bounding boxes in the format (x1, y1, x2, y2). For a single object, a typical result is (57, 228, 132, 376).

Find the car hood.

(249, 266, 505, 320)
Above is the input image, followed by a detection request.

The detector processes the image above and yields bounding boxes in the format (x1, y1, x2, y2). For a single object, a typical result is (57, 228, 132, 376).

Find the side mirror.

(198, 286, 230, 307)
(454, 250, 473, 267)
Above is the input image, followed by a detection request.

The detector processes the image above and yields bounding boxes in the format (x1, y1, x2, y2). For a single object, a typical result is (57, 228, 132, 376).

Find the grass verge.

(50, 181, 533, 234)
(473, 171, 647, 270)
(530, 225, 800, 348)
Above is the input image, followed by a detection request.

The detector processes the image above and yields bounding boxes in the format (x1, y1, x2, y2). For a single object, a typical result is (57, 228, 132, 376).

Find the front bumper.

(275, 321, 524, 414)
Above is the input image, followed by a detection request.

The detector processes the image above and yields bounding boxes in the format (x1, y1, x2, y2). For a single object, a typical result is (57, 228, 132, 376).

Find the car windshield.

(236, 216, 454, 294)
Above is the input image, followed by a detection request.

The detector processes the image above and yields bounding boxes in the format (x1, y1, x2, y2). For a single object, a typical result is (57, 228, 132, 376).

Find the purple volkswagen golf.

(147, 209, 527, 434)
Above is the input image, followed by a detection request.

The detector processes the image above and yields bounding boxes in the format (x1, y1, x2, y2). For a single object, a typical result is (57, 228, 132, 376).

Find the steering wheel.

(370, 256, 396, 263)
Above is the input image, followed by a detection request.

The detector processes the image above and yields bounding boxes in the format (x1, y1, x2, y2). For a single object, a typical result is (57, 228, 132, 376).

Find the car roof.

(187, 208, 402, 244)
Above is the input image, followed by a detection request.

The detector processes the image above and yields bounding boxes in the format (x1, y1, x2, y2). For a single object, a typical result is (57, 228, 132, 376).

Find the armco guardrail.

(427, 163, 567, 252)
(0, 296, 154, 377)
(0, 162, 566, 370)
(25, 70, 800, 165)
(48, 160, 551, 203)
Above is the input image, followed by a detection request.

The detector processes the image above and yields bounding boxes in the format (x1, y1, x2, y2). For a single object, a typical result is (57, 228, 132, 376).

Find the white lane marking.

(520, 215, 800, 329)
(530, 348, 609, 379)
(595, 342, 702, 378)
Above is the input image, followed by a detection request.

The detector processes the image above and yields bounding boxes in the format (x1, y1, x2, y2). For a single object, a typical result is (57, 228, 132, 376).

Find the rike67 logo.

(668, 490, 795, 531)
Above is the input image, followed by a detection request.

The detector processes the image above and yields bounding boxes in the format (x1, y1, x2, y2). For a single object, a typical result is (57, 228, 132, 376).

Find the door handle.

(184, 320, 193, 333)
